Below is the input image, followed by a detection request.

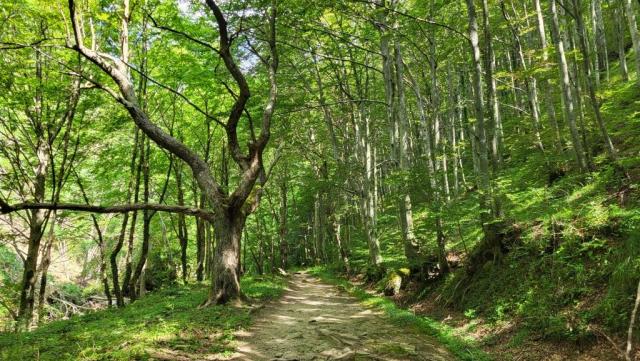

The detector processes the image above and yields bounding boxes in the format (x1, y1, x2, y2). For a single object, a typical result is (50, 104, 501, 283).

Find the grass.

(0, 276, 286, 361)
(308, 266, 492, 361)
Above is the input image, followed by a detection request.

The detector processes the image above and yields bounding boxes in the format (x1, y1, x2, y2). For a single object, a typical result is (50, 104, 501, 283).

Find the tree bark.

(571, 0, 617, 161)
(482, 0, 503, 171)
(175, 163, 189, 284)
(501, 1, 545, 152)
(129, 139, 151, 301)
(111, 129, 140, 307)
(195, 203, 206, 282)
(623, 0, 640, 79)
(406, 59, 447, 273)
(36, 212, 56, 323)
(204, 213, 245, 305)
(278, 175, 288, 269)
(616, 3, 631, 82)
(549, 0, 588, 171)
(535, 0, 565, 155)
(122, 136, 143, 297)
(465, 0, 502, 259)
(17, 50, 49, 330)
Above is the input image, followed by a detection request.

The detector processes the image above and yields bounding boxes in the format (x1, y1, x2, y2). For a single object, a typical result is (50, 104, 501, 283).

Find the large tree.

(1, 0, 279, 307)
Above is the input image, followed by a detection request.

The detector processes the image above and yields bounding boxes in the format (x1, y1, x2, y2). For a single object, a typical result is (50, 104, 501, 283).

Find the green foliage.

(145, 250, 179, 291)
(59, 283, 84, 304)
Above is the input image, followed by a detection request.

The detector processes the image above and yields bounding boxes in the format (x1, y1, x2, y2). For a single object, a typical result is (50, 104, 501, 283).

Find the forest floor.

(315, 269, 632, 361)
(230, 271, 456, 361)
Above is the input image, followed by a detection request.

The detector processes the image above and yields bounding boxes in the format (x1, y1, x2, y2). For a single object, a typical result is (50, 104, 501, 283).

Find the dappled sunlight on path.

(231, 272, 455, 361)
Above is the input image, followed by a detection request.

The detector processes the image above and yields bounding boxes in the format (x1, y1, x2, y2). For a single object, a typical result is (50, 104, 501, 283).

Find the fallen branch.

(590, 324, 625, 359)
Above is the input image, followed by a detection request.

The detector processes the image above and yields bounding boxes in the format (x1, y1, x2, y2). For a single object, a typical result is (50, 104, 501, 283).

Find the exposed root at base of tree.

(199, 292, 251, 308)
(465, 221, 522, 276)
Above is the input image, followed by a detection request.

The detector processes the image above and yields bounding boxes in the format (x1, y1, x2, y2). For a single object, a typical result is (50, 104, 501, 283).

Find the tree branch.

(228, 0, 279, 212)
(0, 294, 17, 321)
(204, 0, 252, 170)
(0, 201, 215, 221)
(125, 63, 226, 128)
(146, 11, 221, 55)
(68, 0, 227, 212)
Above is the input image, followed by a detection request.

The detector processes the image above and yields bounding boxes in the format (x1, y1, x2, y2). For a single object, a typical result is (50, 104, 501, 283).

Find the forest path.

(231, 271, 455, 361)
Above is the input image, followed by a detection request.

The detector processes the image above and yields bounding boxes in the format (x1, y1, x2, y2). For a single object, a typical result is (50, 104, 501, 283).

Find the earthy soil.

(230, 271, 456, 361)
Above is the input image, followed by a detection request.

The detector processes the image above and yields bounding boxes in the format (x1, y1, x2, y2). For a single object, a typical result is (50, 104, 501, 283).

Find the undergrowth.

(0, 276, 285, 361)
(331, 63, 640, 351)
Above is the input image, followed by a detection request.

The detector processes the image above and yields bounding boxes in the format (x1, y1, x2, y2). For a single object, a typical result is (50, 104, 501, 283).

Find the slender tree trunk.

(129, 138, 152, 301)
(351, 57, 382, 267)
(36, 212, 56, 323)
(447, 66, 461, 195)
(435, 64, 451, 203)
(466, 0, 502, 258)
(535, 0, 565, 155)
(333, 219, 350, 273)
(364, 114, 382, 266)
(111, 129, 139, 307)
(571, 0, 618, 161)
(616, 4, 631, 82)
(175, 164, 189, 284)
(502, 1, 545, 152)
(569, 14, 595, 170)
(196, 208, 205, 282)
(482, 0, 503, 170)
(94, 216, 112, 306)
(139, 238, 150, 298)
(549, 0, 588, 170)
(17, 53, 49, 329)
(17, 87, 48, 330)
(593, 0, 609, 83)
(278, 176, 288, 269)
(121, 205, 140, 297)
(395, 40, 421, 265)
(623, 0, 640, 79)
(121, 208, 138, 297)
(122, 130, 145, 299)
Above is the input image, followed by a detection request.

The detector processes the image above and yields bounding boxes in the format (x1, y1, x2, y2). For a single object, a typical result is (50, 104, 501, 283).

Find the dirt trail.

(231, 272, 456, 361)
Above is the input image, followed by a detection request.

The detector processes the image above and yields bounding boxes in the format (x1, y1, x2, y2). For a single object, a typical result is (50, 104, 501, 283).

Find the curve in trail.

(232, 271, 456, 361)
